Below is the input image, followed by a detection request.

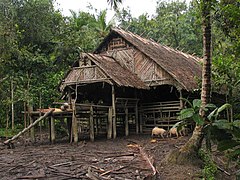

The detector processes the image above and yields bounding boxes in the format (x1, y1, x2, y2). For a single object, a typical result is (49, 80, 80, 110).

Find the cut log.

(138, 145, 157, 178)
(4, 109, 54, 145)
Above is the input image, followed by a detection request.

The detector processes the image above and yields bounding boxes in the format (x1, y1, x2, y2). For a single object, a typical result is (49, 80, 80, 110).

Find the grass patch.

(0, 128, 22, 138)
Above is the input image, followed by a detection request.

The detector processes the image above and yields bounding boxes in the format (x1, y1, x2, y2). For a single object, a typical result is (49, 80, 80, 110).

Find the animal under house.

(6, 28, 203, 144)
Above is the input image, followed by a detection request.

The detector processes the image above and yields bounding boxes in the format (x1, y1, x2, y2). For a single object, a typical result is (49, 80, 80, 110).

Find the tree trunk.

(11, 79, 14, 130)
(167, 0, 212, 165)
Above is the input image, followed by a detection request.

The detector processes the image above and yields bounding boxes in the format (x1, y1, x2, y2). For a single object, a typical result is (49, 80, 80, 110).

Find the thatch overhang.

(95, 28, 202, 91)
(59, 53, 148, 92)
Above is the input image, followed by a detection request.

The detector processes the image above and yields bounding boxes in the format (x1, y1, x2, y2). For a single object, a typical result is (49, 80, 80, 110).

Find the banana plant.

(178, 99, 240, 164)
(178, 98, 216, 126)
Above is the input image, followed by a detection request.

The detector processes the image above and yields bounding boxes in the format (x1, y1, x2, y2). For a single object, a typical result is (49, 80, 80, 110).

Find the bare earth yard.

(0, 134, 237, 179)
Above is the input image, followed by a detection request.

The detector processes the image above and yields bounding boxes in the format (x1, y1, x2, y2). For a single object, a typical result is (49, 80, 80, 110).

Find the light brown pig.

(169, 127, 179, 138)
(151, 127, 167, 138)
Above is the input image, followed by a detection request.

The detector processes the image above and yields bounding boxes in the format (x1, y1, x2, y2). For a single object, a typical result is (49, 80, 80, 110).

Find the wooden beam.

(107, 107, 113, 139)
(112, 85, 116, 139)
(50, 116, 55, 144)
(72, 102, 78, 143)
(125, 108, 129, 136)
(4, 109, 54, 145)
(89, 106, 94, 141)
(63, 78, 112, 85)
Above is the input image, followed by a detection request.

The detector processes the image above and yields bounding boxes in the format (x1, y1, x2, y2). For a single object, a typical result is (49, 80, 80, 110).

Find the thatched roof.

(85, 53, 148, 89)
(60, 53, 148, 91)
(96, 27, 202, 91)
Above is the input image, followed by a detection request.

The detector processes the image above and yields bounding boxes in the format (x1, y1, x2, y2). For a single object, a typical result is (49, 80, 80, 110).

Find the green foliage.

(198, 149, 217, 180)
(0, 128, 22, 137)
(117, 0, 203, 56)
(178, 98, 215, 125)
(0, 0, 115, 129)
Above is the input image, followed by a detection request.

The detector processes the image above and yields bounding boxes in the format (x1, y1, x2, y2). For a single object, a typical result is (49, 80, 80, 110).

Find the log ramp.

(3, 109, 54, 146)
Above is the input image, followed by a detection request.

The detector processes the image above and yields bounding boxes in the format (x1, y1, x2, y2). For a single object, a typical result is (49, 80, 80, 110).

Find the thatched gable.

(60, 53, 148, 91)
(95, 28, 202, 91)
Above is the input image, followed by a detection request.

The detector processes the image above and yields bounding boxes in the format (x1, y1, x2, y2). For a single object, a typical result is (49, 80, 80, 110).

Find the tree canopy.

(0, 0, 239, 135)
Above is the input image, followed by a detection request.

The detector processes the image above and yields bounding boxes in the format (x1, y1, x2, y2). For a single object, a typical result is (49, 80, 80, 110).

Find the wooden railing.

(139, 101, 181, 133)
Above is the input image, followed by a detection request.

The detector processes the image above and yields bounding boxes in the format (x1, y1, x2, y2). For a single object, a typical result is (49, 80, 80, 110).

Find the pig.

(151, 127, 167, 138)
(60, 102, 69, 111)
(169, 127, 179, 138)
(169, 126, 188, 138)
(178, 126, 189, 136)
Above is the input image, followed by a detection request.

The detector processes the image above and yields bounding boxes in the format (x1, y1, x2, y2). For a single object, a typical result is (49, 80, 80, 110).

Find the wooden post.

(112, 85, 116, 139)
(135, 103, 139, 134)
(72, 102, 78, 143)
(67, 88, 72, 108)
(179, 89, 184, 109)
(107, 107, 113, 139)
(89, 106, 94, 141)
(67, 117, 72, 143)
(125, 108, 129, 136)
(29, 106, 35, 142)
(95, 108, 98, 136)
(139, 113, 143, 133)
(50, 116, 55, 144)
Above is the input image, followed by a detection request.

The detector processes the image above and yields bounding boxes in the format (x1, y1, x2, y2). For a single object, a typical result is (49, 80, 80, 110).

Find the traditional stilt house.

(58, 27, 202, 142)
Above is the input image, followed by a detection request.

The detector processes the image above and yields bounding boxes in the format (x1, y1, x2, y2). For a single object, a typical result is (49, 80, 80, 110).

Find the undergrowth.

(0, 128, 22, 137)
(198, 149, 217, 180)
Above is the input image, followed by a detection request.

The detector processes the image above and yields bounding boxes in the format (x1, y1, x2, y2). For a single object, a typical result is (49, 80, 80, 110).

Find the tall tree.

(107, 0, 122, 10)
(167, 0, 214, 164)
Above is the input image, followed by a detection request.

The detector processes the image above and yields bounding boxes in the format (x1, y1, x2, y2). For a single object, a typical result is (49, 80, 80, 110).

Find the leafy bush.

(199, 149, 217, 180)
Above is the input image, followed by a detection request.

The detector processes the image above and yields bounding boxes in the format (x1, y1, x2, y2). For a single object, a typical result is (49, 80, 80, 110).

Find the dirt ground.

(0, 134, 238, 180)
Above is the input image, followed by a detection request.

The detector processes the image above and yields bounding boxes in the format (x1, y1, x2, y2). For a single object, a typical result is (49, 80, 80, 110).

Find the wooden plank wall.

(106, 48, 135, 72)
(133, 50, 176, 86)
(106, 44, 177, 87)
(74, 104, 110, 140)
(139, 101, 181, 134)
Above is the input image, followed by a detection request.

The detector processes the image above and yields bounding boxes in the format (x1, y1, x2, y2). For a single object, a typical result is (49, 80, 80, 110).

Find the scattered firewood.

(51, 161, 72, 167)
(217, 165, 231, 176)
(104, 153, 134, 158)
(86, 167, 100, 180)
(90, 165, 105, 173)
(16, 174, 46, 179)
(100, 165, 127, 176)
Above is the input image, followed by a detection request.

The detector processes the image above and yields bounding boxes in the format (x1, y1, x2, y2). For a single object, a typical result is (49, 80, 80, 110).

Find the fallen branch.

(17, 174, 46, 179)
(48, 166, 83, 179)
(100, 166, 127, 176)
(104, 153, 134, 158)
(51, 161, 72, 167)
(4, 109, 54, 145)
(138, 146, 157, 178)
(217, 165, 231, 176)
(90, 165, 105, 173)
(86, 167, 99, 180)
